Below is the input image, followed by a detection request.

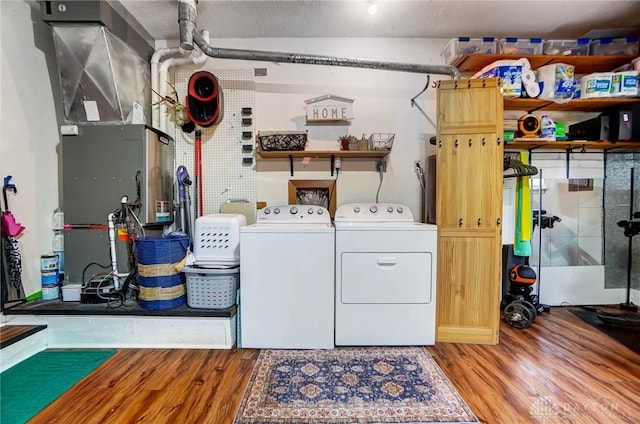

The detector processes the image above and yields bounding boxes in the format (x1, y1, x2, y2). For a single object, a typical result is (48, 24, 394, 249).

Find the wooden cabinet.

(437, 233, 502, 344)
(436, 78, 503, 344)
(436, 133, 503, 230)
(435, 55, 640, 345)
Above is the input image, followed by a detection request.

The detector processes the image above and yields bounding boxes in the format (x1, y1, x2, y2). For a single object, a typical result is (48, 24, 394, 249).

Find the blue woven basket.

(136, 234, 190, 310)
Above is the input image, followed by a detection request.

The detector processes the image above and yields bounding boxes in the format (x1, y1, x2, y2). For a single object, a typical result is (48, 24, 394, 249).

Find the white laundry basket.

(193, 214, 246, 267)
(183, 266, 239, 309)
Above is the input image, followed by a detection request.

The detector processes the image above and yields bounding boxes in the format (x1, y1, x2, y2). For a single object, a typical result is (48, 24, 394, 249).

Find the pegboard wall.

(171, 67, 256, 226)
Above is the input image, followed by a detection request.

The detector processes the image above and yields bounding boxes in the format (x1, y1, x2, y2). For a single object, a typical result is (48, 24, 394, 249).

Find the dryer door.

(340, 252, 432, 304)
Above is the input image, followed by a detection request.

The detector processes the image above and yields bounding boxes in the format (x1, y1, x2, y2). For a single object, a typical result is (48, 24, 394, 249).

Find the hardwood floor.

(28, 307, 640, 424)
(0, 325, 46, 349)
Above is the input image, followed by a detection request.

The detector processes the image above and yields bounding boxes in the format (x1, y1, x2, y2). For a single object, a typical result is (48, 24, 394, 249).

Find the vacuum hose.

(176, 166, 192, 240)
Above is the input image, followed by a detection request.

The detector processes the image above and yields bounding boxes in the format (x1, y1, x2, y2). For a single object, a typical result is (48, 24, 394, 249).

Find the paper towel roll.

(581, 72, 614, 98)
(519, 58, 532, 71)
(522, 70, 540, 98)
(612, 71, 639, 97)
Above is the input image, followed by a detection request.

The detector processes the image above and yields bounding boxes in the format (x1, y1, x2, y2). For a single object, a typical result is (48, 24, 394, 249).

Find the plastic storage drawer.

(497, 38, 543, 55)
(441, 37, 497, 65)
(590, 37, 639, 55)
(543, 39, 590, 56)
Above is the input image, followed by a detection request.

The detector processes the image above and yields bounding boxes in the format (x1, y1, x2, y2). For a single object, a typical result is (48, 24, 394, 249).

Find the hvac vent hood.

(41, 1, 153, 124)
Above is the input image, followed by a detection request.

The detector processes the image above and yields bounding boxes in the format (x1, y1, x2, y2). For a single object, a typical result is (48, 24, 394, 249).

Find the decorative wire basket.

(368, 133, 395, 150)
(258, 131, 308, 151)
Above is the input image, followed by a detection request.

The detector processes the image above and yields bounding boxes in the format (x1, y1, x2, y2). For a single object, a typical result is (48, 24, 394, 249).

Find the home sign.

(305, 94, 354, 122)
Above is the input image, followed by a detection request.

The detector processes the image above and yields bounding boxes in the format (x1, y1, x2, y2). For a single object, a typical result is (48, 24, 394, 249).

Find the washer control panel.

(256, 205, 331, 224)
(334, 203, 414, 222)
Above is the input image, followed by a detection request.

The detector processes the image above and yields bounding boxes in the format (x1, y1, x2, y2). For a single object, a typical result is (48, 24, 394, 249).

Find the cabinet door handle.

(482, 137, 486, 146)
(468, 138, 473, 147)
(497, 137, 501, 145)
(496, 218, 501, 226)
(477, 218, 481, 226)
(439, 140, 442, 148)
(455, 139, 459, 148)
(459, 218, 463, 227)
(377, 257, 397, 267)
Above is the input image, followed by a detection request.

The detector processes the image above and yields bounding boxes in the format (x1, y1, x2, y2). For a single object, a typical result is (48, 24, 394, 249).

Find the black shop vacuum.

(501, 210, 560, 329)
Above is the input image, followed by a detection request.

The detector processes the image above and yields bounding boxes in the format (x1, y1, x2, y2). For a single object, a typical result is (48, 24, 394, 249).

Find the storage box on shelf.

(590, 37, 639, 56)
(441, 37, 497, 65)
(497, 37, 543, 55)
(543, 39, 590, 56)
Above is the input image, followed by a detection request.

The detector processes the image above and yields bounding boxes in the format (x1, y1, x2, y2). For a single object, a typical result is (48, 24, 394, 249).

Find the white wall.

(2, 6, 450, 300)
(1, 0, 59, 298)
(171, 37, 448, 215)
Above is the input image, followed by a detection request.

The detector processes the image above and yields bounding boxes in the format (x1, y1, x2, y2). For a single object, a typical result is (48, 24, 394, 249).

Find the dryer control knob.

(274, 207, 280, 214)
(307, 208, 314, 214)
(264, 208, 271, 214)
(370, 205, 378, 213)
(387, 206, 394, 213)
(397, 206, 404, 213)
(317, 208, 324, 214)
(354, 206, 360, 213)
(290, 206, 298, 214)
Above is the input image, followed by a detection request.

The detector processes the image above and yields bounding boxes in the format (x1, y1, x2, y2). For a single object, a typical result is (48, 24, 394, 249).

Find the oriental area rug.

(234, 347, 478, 424)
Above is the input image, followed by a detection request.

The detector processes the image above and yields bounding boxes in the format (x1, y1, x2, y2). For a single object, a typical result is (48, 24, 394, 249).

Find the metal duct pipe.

(192, 31, 460, 79)
(178, 0, 198, 50)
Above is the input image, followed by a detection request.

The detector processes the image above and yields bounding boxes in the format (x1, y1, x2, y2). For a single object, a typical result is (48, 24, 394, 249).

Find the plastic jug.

(540, 115, 556, 141)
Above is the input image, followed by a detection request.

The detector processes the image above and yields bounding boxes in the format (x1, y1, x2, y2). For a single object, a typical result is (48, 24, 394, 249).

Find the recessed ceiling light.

(368, 1, 378, 15)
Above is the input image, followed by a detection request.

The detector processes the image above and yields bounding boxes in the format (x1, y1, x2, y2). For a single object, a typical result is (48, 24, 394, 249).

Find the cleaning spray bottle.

(540, 115, 556, 141)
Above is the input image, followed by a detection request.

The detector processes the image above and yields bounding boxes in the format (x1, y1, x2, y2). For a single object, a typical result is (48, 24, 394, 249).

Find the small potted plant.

(338, 135, 356, 150)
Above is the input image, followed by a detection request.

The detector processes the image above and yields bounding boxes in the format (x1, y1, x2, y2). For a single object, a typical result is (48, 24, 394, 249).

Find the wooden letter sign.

(305, 94, 354, 122)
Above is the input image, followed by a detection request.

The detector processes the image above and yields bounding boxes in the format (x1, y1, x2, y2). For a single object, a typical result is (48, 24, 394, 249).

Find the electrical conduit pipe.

(178, 0, 460, 79)
(151, 47, 184, 129)
(158, 31, 210, 134)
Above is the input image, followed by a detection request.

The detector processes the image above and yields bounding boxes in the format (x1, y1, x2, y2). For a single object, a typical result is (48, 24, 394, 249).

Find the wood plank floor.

(0, 325, 46, 349)
(28, 307, 640, 424)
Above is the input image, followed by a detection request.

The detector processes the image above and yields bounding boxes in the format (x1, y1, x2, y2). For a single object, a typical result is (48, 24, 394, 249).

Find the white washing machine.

(240, 205, 334, 349)
(335, 203, 437, 346)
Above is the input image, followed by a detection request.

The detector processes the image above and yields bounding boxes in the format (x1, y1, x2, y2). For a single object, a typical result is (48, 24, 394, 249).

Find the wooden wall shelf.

(504, 97, 640, 112)
(450, 54, 640, 113)
(255, 148, 390, 175)
(256, 148, 390, 159)
(504, 140, 640, 151)
(452, 54, 637, 74)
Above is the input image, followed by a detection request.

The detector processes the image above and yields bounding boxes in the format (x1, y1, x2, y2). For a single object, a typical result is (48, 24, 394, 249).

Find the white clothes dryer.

(334, 203, 437, 346)
(240, 205, 334, 349)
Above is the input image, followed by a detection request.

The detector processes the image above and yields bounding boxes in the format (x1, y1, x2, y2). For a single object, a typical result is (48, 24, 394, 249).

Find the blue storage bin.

(136, 233, 190, 310)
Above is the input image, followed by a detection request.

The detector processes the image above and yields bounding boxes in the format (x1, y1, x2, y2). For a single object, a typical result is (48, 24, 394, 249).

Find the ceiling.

(116, 0, 640, 42)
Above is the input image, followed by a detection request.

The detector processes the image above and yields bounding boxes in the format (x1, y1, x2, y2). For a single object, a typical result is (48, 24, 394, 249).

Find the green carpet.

(1, 349, 116, 424)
